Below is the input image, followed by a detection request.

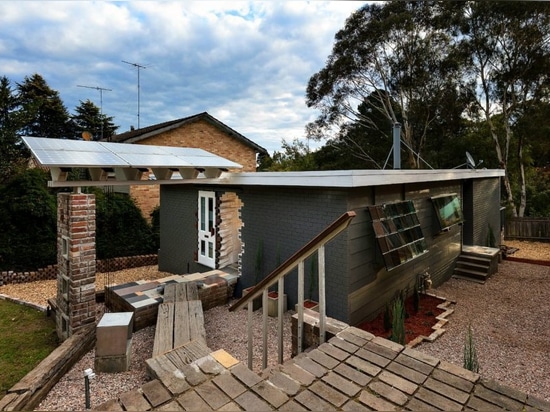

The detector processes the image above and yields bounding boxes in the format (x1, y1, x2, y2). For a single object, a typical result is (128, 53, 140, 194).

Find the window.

(368, 200, 427, 271)
(431, 194, 463, 231)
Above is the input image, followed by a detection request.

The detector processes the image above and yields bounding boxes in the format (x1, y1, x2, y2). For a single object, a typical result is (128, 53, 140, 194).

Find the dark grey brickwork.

(472, 178, 501, 246)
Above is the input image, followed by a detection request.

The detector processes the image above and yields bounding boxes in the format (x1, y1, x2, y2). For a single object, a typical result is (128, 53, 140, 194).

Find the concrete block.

(95, 339, 132, 373)
(96, 312, 133, 356)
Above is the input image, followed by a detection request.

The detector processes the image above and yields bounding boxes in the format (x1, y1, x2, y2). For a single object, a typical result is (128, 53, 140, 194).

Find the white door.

(198, 190, 216, 268)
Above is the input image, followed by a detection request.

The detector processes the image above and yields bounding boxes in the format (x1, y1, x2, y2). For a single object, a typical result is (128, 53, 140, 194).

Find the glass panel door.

(198, 190, 216, 268)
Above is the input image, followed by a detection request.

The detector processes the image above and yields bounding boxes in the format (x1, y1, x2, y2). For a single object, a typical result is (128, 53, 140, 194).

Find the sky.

(0, 1, 366, 154)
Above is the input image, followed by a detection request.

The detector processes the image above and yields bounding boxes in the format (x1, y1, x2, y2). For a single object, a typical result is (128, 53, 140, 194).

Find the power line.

(122, 60, 147, 129)
(77, 85, 112, 141)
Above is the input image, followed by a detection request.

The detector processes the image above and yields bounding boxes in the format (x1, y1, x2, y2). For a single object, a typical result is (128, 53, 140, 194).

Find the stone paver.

(268, 370, 301, 396)
(414, 386, 463, 411)
(474, 383, 524, 410)
(234, 390, 273, 411)
(328, 335, 360, 354)
(293, 355, 328, 378)
(365, 340, 401, 360)
(281, 362, 316, 386)
(402, 346, 439, 367)
(211, 349, 240, 368)
(318, 342, 350, 361)
(278, 399, 308, 411)
(195, 355, 225, 375)
(177, 390, 213, 411)
(423, 376, 470, 404)
(212, 372, 247, 399)
(230, 362, 264, 387)
(322, 371, 361, 397)
(155, 400, 184, 411)
(309, 380, 348, 407)
(93, 398, 123, 411)
(358, 389, 398, 411)
(181, 363, 208, 386)
(431, 367, 474, 393)
(195, 381, 231, 410)
(333, 362, 372, 387)
(337, 330, 370, 347)
(386, 360, 428, 384)
(295, 389, 337, 411)
(368, 381, 408, 406)
(341, 399, 372, 411)
(252, 380, 289, 408)
(118, 390, 152, 411)
(141, 379, 172, 408)
(355, 347, 392, 368)
(438, 359, 480, 382)
(345, 355, 382, 377)
(307, 348, 341, 369)
(394, 353, 435, 375)
(378, 370, 418, 395)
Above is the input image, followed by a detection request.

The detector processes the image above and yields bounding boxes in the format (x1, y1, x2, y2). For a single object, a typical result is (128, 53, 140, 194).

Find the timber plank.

(153, 303, 175, 357)
(188, 300, 206, 342)
(174, 302, 190, 347)
(185, 282, 199, 300)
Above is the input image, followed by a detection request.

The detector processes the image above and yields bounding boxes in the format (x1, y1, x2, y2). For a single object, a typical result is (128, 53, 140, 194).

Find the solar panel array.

(22, 136, 242, 186)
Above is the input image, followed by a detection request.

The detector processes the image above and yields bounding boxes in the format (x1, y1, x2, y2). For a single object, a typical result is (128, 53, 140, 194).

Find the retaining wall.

(0, 254, 158, 286)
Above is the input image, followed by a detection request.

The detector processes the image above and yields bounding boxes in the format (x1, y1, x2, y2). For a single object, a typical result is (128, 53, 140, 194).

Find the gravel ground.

(0, 239, 547, 409)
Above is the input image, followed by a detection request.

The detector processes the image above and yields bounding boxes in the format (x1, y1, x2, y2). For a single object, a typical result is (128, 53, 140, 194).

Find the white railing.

(229, 211, 356, 370)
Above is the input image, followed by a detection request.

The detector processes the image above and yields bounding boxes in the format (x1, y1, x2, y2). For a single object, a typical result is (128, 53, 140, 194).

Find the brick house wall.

(124, 118, 262, 220)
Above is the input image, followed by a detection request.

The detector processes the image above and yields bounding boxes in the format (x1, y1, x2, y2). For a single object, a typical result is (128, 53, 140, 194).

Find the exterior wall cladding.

(158, 177, 500, 327)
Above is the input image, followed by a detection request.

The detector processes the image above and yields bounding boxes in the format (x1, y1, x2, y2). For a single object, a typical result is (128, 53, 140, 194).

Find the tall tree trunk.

(487, 117, 517, 216)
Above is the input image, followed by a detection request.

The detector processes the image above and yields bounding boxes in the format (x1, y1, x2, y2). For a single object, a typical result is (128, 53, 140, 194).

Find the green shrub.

(93, 189, 157, 259)
(0, 169, 57, 271)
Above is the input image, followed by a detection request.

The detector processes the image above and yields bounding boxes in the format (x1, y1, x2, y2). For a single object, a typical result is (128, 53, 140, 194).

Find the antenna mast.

(77, 84, 112, 141)
(122, 60, 147, 129)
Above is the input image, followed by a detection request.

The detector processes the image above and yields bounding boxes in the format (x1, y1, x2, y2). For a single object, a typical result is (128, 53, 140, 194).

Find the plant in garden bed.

(463, 323, 480, 373)
(391, 295, 406, 345)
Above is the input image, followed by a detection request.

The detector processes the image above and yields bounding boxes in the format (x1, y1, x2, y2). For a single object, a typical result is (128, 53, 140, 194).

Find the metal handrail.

(229, 211, 356, 370)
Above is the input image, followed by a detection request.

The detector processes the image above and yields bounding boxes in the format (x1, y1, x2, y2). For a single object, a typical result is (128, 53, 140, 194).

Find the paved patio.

(94, 326, 549, 411)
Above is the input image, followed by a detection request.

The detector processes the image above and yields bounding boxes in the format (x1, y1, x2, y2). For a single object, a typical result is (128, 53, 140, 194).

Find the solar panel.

(22, 136, 242, 185)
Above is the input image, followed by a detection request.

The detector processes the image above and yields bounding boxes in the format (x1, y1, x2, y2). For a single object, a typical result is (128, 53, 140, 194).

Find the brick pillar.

(56, 192, 96, 341)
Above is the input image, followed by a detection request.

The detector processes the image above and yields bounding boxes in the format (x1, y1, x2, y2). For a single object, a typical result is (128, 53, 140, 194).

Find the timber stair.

(453, 245, 500, 283)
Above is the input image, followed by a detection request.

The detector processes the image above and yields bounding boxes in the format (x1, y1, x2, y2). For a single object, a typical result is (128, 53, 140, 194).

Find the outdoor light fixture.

(83, 368, 95, 410)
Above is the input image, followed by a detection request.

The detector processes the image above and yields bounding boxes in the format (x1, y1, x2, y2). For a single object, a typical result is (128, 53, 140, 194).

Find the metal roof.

(22, 136, 242, 187)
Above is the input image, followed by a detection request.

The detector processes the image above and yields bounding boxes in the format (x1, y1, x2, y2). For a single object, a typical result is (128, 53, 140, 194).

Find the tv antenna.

(77, 85, 112, 141)
(122, 60, 147, 129)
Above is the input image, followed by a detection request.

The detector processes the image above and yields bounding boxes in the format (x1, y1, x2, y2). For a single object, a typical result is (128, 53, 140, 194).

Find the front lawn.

(0, 300, 58, 400)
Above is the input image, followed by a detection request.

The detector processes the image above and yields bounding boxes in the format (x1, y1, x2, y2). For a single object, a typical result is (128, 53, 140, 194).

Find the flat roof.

(205, 168, 505, 188)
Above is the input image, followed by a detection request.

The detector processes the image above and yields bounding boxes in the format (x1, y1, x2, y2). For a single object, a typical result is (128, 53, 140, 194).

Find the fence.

(505, 217, 550, 241)
(0, 254, 158, 285)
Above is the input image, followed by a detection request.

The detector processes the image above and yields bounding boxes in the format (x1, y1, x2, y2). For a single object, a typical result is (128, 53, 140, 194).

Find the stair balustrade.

(229, 211, 356, 370)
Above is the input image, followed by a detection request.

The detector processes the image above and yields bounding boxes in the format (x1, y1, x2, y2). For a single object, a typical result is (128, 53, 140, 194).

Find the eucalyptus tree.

(70, 99, 118, 141)
(17, 73, 72, 139)
(457, 2, 550, 216)
(306, 2, 465, 169)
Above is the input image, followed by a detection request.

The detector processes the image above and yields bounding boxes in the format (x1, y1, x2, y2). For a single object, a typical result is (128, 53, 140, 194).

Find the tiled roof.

(108, 112, 268, 155)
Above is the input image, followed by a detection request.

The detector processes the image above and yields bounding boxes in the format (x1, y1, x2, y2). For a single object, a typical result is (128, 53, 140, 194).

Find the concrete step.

(458, 254, 492, 266)
(453, 267, 489, 282)
(455, 260, 490, 272)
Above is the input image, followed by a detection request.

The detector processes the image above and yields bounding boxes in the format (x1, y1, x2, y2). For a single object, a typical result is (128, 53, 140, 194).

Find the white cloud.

(0, 1, 364, 154)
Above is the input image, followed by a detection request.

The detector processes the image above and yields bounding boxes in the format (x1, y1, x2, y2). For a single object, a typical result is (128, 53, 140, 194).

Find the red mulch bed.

(357, 294, 445, 344)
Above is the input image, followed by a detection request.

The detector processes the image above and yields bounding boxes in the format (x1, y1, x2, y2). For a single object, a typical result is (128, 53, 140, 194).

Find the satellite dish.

(82, 131, 93, 141)
(466, 151, 475, 169)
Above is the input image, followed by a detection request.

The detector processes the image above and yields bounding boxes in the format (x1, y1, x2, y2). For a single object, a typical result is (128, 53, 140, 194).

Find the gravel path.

(417, 259, 550, 402)
(0, 239, 547, 409)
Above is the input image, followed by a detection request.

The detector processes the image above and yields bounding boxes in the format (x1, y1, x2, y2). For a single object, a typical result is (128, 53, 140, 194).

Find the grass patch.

(0, 300, 58, 400)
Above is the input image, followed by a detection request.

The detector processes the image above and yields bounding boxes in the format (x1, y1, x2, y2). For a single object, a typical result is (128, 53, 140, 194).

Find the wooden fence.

(505, 217, 550, 241)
